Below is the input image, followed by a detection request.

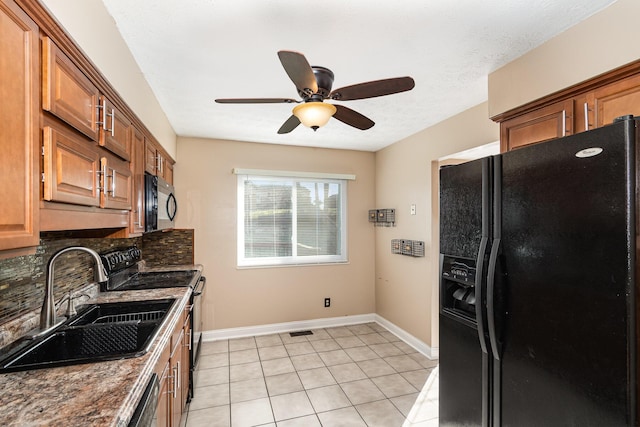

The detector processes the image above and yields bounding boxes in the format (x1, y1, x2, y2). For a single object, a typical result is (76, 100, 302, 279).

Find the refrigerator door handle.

(475, 236, 490, 354)
(486, 237, 501, 360)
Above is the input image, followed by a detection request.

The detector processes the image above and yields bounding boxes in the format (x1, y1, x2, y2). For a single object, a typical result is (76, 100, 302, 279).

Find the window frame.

(237, 173, 348, 267)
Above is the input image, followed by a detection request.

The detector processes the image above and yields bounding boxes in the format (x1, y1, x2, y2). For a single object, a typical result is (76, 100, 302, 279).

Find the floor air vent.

(289, 330, 313, 337)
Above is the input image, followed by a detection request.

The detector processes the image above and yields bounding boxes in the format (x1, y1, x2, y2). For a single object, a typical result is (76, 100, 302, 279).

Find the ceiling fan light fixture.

(292, 102, 337, 131)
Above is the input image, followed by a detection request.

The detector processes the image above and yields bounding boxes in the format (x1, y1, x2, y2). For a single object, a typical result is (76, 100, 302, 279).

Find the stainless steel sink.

(0, 299, 176, 373)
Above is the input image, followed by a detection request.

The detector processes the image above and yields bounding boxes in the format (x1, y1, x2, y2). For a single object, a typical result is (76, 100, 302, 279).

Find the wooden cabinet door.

(593, 73, 640, 128)
(500, 99, 574, 152)
(155, 361, 170, 427)
(42, 37, 100, 141)
(164, 161, 174, 185)
(130, 127, 145, 234)
(42, 125, 101, 207)
(0, 0, 40, 251)
(100, 151, 132, 210)
(145, 142, 158, 175)
(170, 330, 184, 427)
(98, 96, 131, 160)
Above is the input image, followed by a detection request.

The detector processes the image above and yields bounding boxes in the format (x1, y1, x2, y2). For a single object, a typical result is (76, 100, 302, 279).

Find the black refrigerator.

(439, 116, 639, 426)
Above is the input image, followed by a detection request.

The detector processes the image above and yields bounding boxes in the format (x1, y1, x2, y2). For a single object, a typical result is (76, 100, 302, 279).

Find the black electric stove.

(100, 247, 197, 292)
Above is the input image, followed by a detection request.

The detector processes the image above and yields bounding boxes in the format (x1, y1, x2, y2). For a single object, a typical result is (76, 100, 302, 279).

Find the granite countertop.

(0, 265, 202, 427)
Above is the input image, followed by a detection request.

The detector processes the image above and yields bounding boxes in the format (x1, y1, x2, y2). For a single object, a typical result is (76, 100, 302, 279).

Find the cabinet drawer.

(42, 37, 99, 141)
(42, 125, 100, 207)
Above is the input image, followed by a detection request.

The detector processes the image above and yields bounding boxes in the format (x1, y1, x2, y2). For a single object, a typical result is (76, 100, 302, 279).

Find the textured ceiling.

(101, 0, 615, 151)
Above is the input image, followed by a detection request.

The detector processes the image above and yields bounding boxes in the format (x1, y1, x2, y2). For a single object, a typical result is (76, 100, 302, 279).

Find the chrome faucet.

(40, 246, 108, 332)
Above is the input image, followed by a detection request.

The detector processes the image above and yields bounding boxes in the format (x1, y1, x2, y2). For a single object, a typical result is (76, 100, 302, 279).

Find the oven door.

(190, 276, 206, 398)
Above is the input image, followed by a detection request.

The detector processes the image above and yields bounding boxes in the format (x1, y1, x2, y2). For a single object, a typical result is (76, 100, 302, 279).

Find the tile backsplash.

(0, 229, 194, 326)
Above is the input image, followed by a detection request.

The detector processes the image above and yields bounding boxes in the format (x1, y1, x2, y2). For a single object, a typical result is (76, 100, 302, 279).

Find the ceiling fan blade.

(215, 98, 299, 104)
(330, 76, 415, 101)
(277, 115, 301, 134)
(277, 51, 318, 96)
(333, 105, 375, 130)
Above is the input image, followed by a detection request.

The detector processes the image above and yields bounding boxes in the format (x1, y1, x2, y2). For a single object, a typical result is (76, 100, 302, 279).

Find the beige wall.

(374, 103, 499, 348)
(174, 137, 376, 331)
(489, 0, 640, 117)
(40, 0, 177, 158)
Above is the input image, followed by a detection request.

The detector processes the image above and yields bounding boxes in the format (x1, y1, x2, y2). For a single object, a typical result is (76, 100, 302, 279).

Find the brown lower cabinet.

(155, 310, 190, 426)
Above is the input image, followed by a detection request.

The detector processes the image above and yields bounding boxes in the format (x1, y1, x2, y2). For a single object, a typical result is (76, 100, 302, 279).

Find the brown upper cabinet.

(42, 124, 101, 207)
(496, 61, 640, 152)
(42, 37, 100, 141)
(0, 0, 40, 252)
(3, 0, 174, 245)
(591, 73, 640, 128)
(145, 140, 174, 185)
(42, 37, 132, 161)
(98, 95, 132, 161)
(500, 100, 574, 151)
(100, 151, 132, 210)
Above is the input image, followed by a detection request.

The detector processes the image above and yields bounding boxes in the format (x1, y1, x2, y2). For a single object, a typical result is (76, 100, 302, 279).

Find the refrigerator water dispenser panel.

(441, 256, 477, 322)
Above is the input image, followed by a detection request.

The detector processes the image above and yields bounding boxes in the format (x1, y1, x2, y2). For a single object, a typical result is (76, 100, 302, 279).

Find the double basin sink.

(0, 298, 176, 373)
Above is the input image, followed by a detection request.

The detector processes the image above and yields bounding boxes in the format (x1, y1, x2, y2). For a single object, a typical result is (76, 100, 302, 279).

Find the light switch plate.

(410, 204, 416, 215)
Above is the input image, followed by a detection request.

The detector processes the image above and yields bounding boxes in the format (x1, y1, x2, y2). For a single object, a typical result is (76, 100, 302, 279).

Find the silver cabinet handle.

(107, 108, 115, 137)
(110, 168, 116, 195)
(166, 371, 175, 396)
(96, 103, 104, 128)
(96, 163, 106, 192)
(583, 102, 591, 132)
(102, 103, 108, 133)
(561, 109, 567, 137)
(105, 167, 114, 195)
(176, 361, 180, 390)
(173, 365, 179, 397)
(134, 206, 142, 225)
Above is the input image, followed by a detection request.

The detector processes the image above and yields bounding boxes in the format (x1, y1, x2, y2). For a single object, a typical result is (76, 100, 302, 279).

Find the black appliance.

(128, 374, 159, 427)
(190, 276, 205, 396)
(145, 173, 177, 232)
(100, 247, 206, 401)
(439, 116, 639, 426)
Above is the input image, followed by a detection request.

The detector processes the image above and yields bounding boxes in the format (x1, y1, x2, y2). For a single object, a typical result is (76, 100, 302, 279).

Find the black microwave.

(145, 173, 177, 232)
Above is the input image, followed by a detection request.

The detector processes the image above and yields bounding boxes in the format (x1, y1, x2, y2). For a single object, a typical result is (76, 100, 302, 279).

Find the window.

(237, 172, 348, 267)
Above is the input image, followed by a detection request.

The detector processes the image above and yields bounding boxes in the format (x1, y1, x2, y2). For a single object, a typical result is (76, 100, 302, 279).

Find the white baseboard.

(201, 313, 439, 360)
(373, 314, 439, 360)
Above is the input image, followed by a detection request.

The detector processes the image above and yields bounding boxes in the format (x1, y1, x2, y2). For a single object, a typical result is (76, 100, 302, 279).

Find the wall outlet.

(324, 298, 331, 308)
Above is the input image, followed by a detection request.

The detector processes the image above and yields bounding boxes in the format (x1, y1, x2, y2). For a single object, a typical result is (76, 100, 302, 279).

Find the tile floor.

(184, 322, 439, 427)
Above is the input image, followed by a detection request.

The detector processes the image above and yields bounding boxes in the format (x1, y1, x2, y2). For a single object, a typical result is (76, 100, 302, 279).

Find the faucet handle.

(65, 292, 90, 317)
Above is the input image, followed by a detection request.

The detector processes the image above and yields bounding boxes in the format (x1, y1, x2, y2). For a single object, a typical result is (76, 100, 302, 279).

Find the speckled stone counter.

(0, 265, 202, 427)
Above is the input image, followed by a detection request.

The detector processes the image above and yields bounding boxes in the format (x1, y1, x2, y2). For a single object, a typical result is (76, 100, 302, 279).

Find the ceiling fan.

(215, 50, 415, 134)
